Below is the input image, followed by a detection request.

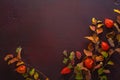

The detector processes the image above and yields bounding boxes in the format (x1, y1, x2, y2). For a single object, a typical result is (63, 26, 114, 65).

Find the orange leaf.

(83, 49, 93, 56)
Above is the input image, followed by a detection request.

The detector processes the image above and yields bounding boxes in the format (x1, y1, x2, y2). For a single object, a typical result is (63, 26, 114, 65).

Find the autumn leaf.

(115, 48, 120, 53)
(69, 51, 75, 60)
(103, 69, 111, 74)
(98, 68, 104, 75)
(8, 57, 19, 65)
(4, 54, 14, 61)
(92, 18, 97, 25)
(96, 28, 103, 34)
(83, 49, 93, 56)
(107, 38, 115, 47)
(29, 68, 35, 76)
(114, 9, 120, 14)
(63, 50, 68, 57)
(116, 34, 120, 42)
(117, 16, 120, 24)
(63, 58, 68, 64)
(106, 31, 115, 39)
(34, 72, 39, 80)
(107, 61, 114, 65)
(100, 75, 107, 80)
(114, 23, 120, 32)
(97, 24, 104, 28)
(89, 25, 96, 31)
(94, 62, 103, 69)
(101, 51, 108, 58)
(108, 49, 115, 56)
(95, 56, 104, 62)
(76, 51, 82, 59)
(16, 61, 25, 66)
(85, 34, 99, 43)
(88, 43, 94, 51)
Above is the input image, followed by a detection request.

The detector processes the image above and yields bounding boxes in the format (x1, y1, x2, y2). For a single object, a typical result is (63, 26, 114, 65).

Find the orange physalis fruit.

(15, 65, 26, 74)
(101, 41, 110, 51)
(84, 57, 94, 69)
(104, 18, 114, 28)
(60, 67, 71, 75)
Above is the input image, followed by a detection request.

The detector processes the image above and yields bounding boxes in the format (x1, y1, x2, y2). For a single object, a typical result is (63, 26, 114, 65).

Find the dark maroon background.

(0, 0, 120, 80)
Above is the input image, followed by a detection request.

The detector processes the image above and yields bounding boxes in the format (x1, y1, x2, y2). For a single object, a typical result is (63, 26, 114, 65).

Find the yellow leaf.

(92, 18, 97, 25)
(34, 72, 39, 80)
(85, 34, 99, 43)
(85, 36, 94, 42)
(16, 61, 25, 66)
(83, 49, 92, 56)
(97, 24, 104, 28)
(46, 78, 49, 80)
(114, 9, 120, 14)
(96, 28, 103, 34)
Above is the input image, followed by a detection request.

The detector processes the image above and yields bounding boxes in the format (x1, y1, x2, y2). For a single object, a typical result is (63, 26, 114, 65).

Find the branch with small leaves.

(60, 9, 120, 80)
(4, 47, 49, 80)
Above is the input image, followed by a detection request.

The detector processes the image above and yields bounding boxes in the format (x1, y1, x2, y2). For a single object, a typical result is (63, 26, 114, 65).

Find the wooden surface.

(0, 0, 120, 80)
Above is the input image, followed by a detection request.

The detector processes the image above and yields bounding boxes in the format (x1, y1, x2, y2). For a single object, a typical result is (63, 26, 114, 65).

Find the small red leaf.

(76, 51, 82, 59)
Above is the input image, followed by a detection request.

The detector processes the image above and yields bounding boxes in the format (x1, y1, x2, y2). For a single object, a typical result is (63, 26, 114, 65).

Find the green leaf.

(98, 68, 104, 75)
(107, 61, 114, 65)
(101, 51, 108, 58)
(29, 68, 35, 76)
(69, 51, 75, 60)
(75, 73, 83, 80)
(100, 75, 107, 80)
(25, 78, 32, 80)
(22, 73, 28, 78)
(67, 63, 73, 69)
(63, 58, 68, 64)
(34, 72, 39, 80)
(16, 47, 22, 53)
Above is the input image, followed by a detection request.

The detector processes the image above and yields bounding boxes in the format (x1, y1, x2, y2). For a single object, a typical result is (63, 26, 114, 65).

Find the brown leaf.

(115, 48, 120, 53)
(88, 43, 94, 51)
(107, 38, 115, 47)
(93, 34, 99, 42)
(84, 70, 91, 80)
(96, 28, 103, 34)
(106, 31, 115, 39)
(77, 62, 88, 71)
(117, 16, 120, 24)
(8, 57, 19, 65)
(4, 54, 14, 61)
(94, 62, 103, 69)
(116, 34, 120, 42)
(89, 25, 96, 31)
(83, 49, 93, 56)
(95, 56, 104, 62)
(85, 34, 99, 43)
(108, 49, 115, 56)
(103, 69, 111, 74)
(114, 23, 120, 32)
